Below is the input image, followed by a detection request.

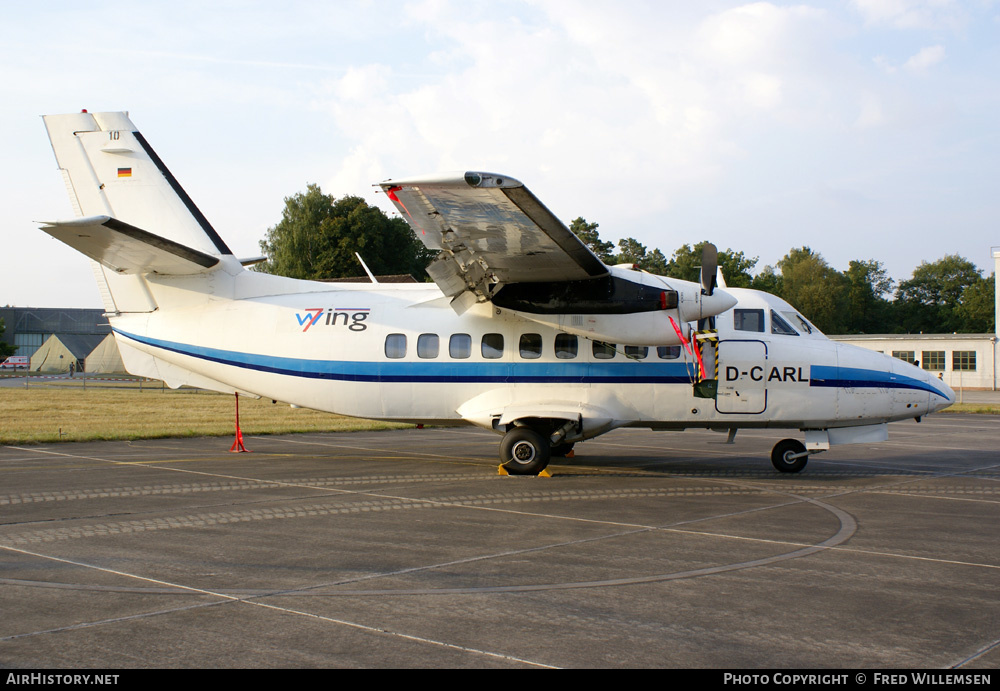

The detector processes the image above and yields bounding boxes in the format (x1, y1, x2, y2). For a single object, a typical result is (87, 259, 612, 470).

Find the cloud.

(855, 92, 888, 128)
(849, 0, 965, 30)
(313, 1, 864, 232)
(904, 44, 946, 71)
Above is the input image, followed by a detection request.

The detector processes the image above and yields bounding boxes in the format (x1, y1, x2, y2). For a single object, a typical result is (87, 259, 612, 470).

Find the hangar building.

(0, 307, 110, 360)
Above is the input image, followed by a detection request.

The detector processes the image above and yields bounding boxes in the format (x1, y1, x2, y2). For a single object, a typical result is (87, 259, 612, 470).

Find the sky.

(2, 0, 999, 308)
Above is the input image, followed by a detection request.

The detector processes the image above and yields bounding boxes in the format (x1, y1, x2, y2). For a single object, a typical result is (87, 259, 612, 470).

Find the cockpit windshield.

(770, 310, 798, 336)
(726, 290, 827, 340)
(782, 311, 818, 335)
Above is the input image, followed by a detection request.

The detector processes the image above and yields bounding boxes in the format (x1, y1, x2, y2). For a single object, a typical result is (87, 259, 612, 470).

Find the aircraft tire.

(771, 439, 808, 473)
(551, 442, 575, 458)
(500, 428, 551, 475)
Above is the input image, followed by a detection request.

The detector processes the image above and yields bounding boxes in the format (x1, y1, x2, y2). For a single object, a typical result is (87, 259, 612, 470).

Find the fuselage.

(109, 266, 955, 437)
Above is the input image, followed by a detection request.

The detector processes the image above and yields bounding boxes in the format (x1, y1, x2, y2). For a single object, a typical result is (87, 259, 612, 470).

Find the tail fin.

(42, 111, 235, 312)
(43, 111, 232, 256)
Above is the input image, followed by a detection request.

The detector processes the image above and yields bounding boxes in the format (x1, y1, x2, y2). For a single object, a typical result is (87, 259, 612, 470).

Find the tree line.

(571, 216, 995, 335)
(256, 185, 995, 336)
(255, 184, 435, 281)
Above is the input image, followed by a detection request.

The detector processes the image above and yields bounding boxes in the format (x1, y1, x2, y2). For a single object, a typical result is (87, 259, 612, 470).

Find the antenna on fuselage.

(355, 253, 379, 284)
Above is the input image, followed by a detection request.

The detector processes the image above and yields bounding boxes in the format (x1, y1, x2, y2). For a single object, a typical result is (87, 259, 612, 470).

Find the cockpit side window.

(734, 309, 764, 333)
(770, 310, 799, 336)
(782, 311, 815, 335)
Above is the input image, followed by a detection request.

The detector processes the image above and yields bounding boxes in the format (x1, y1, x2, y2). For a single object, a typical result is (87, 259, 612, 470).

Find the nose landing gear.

(771, 438, 810, 473)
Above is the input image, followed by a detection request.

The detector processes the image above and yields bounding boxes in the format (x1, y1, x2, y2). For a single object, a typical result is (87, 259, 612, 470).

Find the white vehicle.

(40, 111, 954, 475)
(1, 355, 29, 370)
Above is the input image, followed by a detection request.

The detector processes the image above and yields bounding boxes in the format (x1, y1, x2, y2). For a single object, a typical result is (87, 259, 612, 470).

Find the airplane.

(39, 110, 956, 475)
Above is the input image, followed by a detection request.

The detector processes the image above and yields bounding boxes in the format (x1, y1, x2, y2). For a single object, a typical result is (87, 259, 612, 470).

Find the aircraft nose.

(929, 376, 956, 412)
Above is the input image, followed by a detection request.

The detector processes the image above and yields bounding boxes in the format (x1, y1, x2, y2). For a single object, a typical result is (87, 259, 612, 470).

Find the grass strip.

(940, 402, 1000, 415)
(0, 388, 410, 444)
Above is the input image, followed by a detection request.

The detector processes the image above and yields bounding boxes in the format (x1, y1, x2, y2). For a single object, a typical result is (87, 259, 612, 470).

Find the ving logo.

(295, 308, 371, 332)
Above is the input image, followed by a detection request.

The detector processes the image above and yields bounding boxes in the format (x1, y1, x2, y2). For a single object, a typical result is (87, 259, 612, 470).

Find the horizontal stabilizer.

(40, 215, 220, 275)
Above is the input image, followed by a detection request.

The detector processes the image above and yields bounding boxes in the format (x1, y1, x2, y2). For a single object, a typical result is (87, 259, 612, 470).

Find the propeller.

(700, 242, 718, 296)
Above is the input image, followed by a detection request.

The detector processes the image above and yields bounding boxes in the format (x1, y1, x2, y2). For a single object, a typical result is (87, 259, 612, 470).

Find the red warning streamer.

(669, 315, 706, 381)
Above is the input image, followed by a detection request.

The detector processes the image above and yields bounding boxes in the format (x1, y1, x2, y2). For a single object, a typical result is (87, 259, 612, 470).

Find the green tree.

(638, 247, 670, 275)
(776, 247, 849, 333)
(256, 184, 434, 280)
(667, 242, 758, 288)
(615, 237, 648, 265)
(610, 238, 670, 274)
(954, 273, 995, 333)
(567, 218, 671, 273)
(569, 217, 615, 263)
(895, 254, 984, 333)
(843, 259, 894, 333)
(750, 265, 783, 295)
(717, 249, 758, 289)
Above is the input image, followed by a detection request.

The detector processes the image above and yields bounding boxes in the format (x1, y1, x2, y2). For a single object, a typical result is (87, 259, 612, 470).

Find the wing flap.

(380, 172, 607, 304)
(40, 215, 220, 275)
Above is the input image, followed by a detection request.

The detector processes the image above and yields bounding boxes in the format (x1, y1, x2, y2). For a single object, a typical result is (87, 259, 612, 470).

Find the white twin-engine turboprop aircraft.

(41, 111, 955, 475)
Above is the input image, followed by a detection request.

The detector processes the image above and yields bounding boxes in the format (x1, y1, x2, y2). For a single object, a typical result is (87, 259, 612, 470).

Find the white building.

(829, 333, 997, 391)
(830, 248, 999, 391)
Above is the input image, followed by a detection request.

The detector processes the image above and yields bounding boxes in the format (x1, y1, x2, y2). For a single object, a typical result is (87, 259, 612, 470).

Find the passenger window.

(625, 346, 648, 359)
(449, 333, 471, 359)
(482, 333, 504, 359)
(385, 334, 407, 359)
(734, 309, 764, 332)
(555, 333, 578, 359)
(593, 341, 616, 360)
(770, 310, 799, 336)
(519, 333, 542, 359)
(417, 333, 439, 358)
(657, 346, 681, 360)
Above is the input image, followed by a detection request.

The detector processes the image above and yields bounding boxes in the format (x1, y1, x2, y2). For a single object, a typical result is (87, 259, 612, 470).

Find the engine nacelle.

(492, 266, 736, 346)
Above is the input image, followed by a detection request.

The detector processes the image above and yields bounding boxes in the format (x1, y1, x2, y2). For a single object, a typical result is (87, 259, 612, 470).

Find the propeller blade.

(701, 243, 718, 296)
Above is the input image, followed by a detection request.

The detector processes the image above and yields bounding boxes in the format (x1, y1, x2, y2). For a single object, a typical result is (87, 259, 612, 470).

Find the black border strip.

(132, 131, 233, 256)
(502, 186, 609, 278)
(101, 218, 219, 269)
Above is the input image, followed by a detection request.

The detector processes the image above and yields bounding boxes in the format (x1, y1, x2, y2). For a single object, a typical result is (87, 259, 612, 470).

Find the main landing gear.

(499, 427, 551, 475)
(499, 425, 577, 475)
(499, 419, 580, 476)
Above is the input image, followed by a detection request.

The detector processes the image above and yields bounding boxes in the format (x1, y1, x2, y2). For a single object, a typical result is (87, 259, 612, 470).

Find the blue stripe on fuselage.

(114, 329, 695, 384)
(810, 365, 950, 399)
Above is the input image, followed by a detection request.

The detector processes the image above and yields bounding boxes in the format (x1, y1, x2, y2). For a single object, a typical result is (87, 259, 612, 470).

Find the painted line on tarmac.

(0, 542, 557, 668)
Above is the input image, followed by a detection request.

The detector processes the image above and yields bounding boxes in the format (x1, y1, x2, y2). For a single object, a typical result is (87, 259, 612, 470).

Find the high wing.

(379, 172, 607, 312)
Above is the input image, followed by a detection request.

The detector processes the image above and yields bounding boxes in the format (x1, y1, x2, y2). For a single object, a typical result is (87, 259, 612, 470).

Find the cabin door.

(715, 339, 768, 414)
